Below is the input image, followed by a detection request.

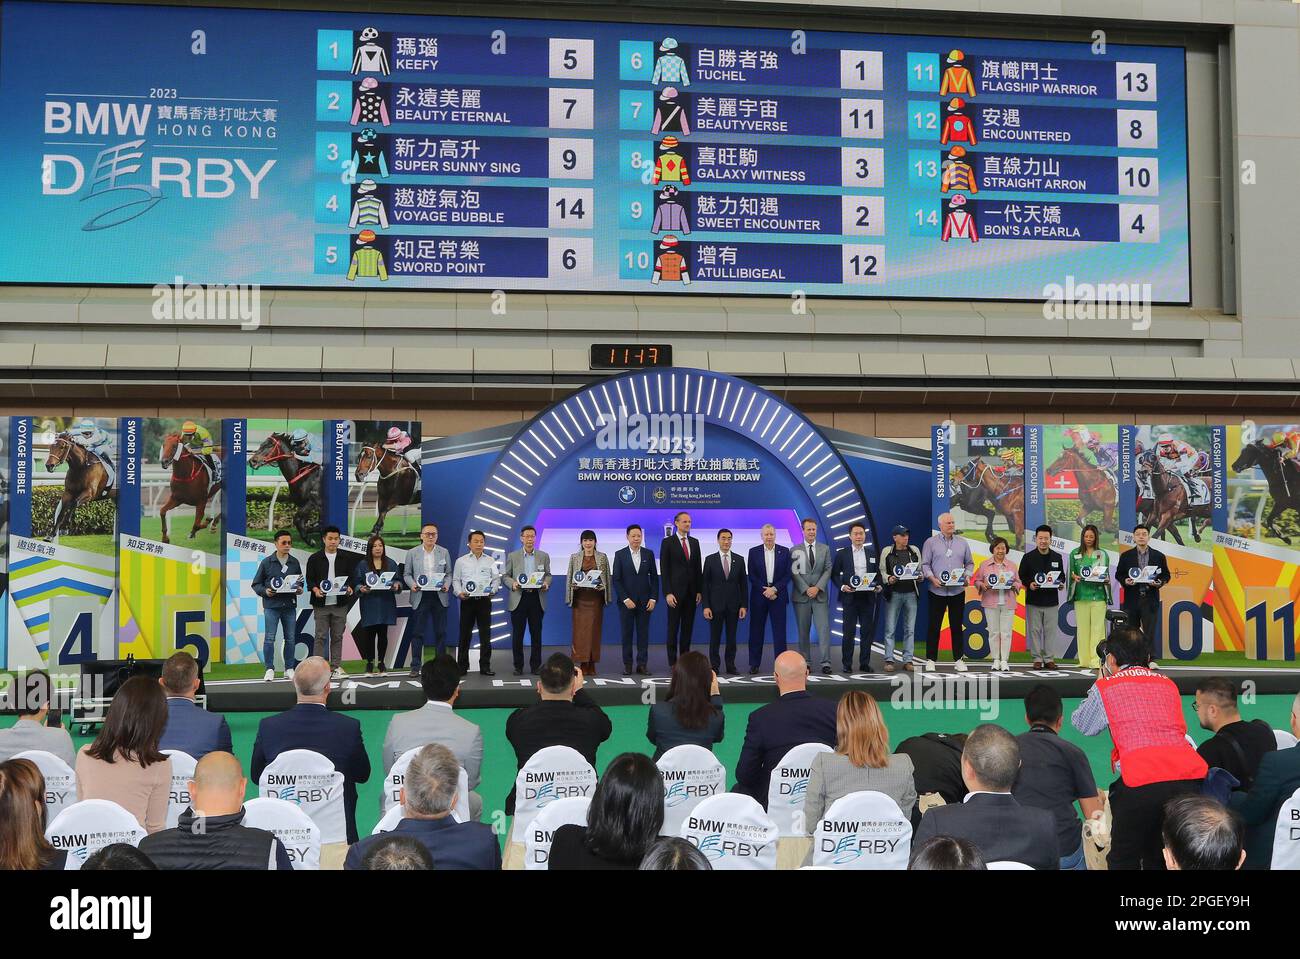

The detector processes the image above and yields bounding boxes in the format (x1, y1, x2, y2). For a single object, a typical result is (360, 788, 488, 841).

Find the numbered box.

(549, 88, 594, 129)
(317, 29, 353, 72)
(619, 89, 652, 131)
(314, 182, 349, 223)
(908, 203, 941, 237)
(840, 98, 884, 139)
(1118, 203, 1160, 243)
(618, 140, 654, 182)
(618, 240, 654, 280)
(315, 234, 348, 274)
(907, 148, 940, 189)
(1244, 587, 1296, 661)
(547, 187, 594, 229)
(840, 147, 884, 189)
(1116, 62, 1157, 101)
(841, 244, 886, 283)
(907, 99, 940, 139)
(161, 594, 212, 668)
(618, 190, 652, 230)
(549, 38, 594, 80)
(315, 133, 353, 175)
(1117, 156, 1159, 197)
(907, 52, 941, 92)
(1116, 109, 1158, 149)
(841, 195, 885, 237)
(49, 595, 107, 668)
(548, 137, 593, 179)
(549, 237, 594, 279)
(620, 40, 654, 81)
(840, 50, 883, 90)
(315, 80, 353, 123)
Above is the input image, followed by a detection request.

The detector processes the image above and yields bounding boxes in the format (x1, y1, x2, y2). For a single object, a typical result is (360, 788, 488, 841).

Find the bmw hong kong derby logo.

(572, 570, 586, 585)
(417, 574, 428, 587)
(850, 575, 862, 588)
(618, 485, 637, 504)
(366, 571, 380, 587)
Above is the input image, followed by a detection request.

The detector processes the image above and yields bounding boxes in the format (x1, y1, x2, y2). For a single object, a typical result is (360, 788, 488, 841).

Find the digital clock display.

(590, 344, 674, 370)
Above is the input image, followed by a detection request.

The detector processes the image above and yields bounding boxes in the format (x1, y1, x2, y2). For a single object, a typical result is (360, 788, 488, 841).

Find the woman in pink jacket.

(973, 537, 1022, 672)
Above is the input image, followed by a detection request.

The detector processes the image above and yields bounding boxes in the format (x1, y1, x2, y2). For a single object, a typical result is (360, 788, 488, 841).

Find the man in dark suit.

(831, 522, 883, 672)
(1229, 693, 1300, 868)
(702, 529, 747, 674)
(913, 723, 1060, 869)
(747, 523, 792, 674)
(733, 651, 837, 806)
(504, 653, 612, 814)
(250, 657, 372, 844)
(611, 524, 659, 676)
(1115, 523, 1172, 643)
(660, 511, 703, 667)
(158, 651, 231, 761)
(344, 744, 500, 870)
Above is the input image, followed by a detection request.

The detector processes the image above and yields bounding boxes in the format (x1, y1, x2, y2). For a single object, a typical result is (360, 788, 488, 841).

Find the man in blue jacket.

(747, 523, 792, 674)
(611, 524, 659, 676)
(250, 657, 371, 844)
(158, 651, 230, 761)
(251, 529, 304, 682)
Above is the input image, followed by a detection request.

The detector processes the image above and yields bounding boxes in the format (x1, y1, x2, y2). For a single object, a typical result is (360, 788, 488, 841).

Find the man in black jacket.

(140, 752, 293, 870)
(1019, 524, 1066, 668)
(1115, 524, 1171, 645)
(1193, 677, 1276, 791)
(702, 528, 747, 674)
(896, 732, 969, 811)
(660, 511, 703, 667)
(504, 653, 612, 814)
(305, 525, 359, 679)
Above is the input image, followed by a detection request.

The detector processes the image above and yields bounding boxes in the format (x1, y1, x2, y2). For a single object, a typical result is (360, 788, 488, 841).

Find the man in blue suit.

(612, 524, 659, 676)
(733, 651, 838, 807)
(747, 524, 792, 674)
(250, 657, 372, 844)
(158, 651, 231, 761)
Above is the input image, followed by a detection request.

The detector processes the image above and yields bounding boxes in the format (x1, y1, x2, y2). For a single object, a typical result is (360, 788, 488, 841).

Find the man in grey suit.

(791, 518, 834, 674)
(0, 670, 75, 767)
(382, 655, 485, 821)
(502, 525, 552, 676)
(402, 523, 452, 677)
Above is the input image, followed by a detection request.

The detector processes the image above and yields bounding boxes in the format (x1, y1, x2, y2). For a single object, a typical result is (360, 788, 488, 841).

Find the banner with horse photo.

(221, 418, 330, 668)
(1214, 422, 1300, 668)
(116, 417, 224, 669)
(4, 416, 119, 671)
(1120, 424, 1224, 662)
(1042, 424, 1121, 553)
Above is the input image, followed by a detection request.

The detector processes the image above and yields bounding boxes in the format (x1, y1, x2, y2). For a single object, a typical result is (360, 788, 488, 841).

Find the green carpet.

(6, 694, 1296, 848)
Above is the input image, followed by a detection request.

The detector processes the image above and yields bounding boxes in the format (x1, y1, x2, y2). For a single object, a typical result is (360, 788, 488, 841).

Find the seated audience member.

(76, 675, 172, 834)
(251, 657, 371, 844)
(805, 691, 917, 831)
(1013, 685, 1103, 870)
(361, 834, 435, 871)
(80, 844, 158, 870)
(733, 651, 837, 805)
(1229, 691, 1300, 868)
(1071, 626, 1207, 870)
(1193, 678, 1276, 791)
(1161, 795, 1246, 871)
(345, 744, 500, 871)
(913, 723, 1059, 870)
(383, 654, 485, 820)
(640, 836, 713, 871)
(0, 670, 76, 767)
(504, 653, 612, 814)
(647, 650, 724, 760)
(895, 732, 969, 814)
(908, 835, 987, 871)
(139, 752, 292, 870)
(158, 651, 232, 761)
(0, 758, 66, 870)
(549, 752, 665, 870)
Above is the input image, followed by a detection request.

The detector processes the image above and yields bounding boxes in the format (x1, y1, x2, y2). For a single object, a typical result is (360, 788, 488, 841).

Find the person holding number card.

(879, 524, 921, 673)
(1067, 524, 1112, 670)
(974, 537, 1023, 671)
(612, 525, 659, 677)
(1020, 524, 1066, 669)
(832, 522, 883, 673)
(567, 530, 612, 675)
(503, 525, 552, 677)
(401, 523, 451, 676)
(352, 534, 403, 675)
(308, 525, 359, 680)
(251, 530, 304, 683)
(1116, 523, 1171, 646)
(922, 513, 975, 670)
(453, 530, 500, 677)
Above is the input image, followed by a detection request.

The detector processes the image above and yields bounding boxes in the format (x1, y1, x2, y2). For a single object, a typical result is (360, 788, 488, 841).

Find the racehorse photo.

(43, 432, 116, 541)
(949, 456, 1024, 546)
(248, 432, 322, 546)
(1232, 439, 1300, 545)
(158, 432, 224, 544)
(1046, 446, 1118, 532)
(1146, 454, 1213, 545)
(355, 442, 419, 536)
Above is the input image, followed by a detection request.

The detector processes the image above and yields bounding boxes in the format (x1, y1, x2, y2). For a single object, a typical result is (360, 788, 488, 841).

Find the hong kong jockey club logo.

(652, 487, 668, 504)
(619, 485, 637, 504)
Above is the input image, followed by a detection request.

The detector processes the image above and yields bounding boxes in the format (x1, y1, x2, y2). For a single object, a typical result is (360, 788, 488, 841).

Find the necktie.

(682, 537, 689, 560)
(723, 553, 730, 577)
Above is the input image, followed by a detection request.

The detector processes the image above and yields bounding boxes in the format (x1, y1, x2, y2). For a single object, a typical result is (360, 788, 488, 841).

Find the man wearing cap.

(351, 76, 390, 126)
(922, 512, 975, 671)
(791, 518, 833, 674)
(352, 26, 389, 75)
(347, 230, 388, 281)
(940, 146, 978, 194)
(349, 179, 389, 229)
(652, 37, 690, 86)
(651, 185, 691, 235)
(653, 137, 691, 186)
(652, 235, 690, 286)
(941, 97, 977, 146)
(879, 525, 922, 673)
(939, 49, 975, 97)
(652, 86, 690, 135)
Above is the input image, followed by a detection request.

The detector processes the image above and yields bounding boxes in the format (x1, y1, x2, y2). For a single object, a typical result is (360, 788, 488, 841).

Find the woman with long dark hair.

(566, 529, 611, 675)
(75, 675, 171, 834)
(1067, 522, 1111, 670)
(0, 758, 66, 869)
(647, 650, 724, 760)
(547, 753, 665, 870)
(352, 533, 403, 673)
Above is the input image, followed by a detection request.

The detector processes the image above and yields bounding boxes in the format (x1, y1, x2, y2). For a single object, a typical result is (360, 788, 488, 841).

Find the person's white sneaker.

(954, 659, 968, 672)
(283, 668, 295, 682)
(263, 668, 275, 682)
(331, 667, 346, 680)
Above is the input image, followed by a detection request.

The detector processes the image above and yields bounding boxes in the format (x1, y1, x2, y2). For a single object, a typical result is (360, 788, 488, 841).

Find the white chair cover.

(45, 799, 146, 870)
(810, 790, 912, 870)
(678, 792, 779, 870)
(511, 745, 596, 839)
(766, 742, 834, 837)
(258, 749, 347, 844)
(382, 746, 469, 821)
(524, 796, 592, 871)
(1274, 730, 1298, 750)
(13, 749, 77, 823)
(1271, 786, 1300, 870)
(161, 749, 198, 830)
(243, 796, 322, 870)
(987, 860, 1036, 870)
(657, 745, 726, 837)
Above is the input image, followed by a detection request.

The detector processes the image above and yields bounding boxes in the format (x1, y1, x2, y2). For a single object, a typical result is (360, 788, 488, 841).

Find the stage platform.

(202, 648, 1300, 711)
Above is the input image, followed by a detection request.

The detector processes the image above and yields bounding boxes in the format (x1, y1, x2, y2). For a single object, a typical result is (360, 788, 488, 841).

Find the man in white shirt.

(746, 523, 792, 674)
(452, 530, 500, 676)
(401, 523, 452, 677)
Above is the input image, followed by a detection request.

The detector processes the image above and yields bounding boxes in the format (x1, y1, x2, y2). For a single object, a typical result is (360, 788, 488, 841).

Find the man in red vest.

(1071, 625, 1207, 869)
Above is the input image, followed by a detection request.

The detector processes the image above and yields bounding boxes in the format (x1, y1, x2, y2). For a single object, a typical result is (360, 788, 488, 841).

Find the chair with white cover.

(987, 861, 1035, 870)
(13, 749, 77, 823)
(257, 749, 347, 844)
(382, 746, 470, 822)
(1185, 734, 1198, 749)
(524, 796, 592, 871)
(45, 799, 146, 870)
(809, 790, 912, 870)
(1274, 730, 1298, 750)
(243, 796, 322, 870)
(657, 745, 726, 837)
(372, 804, 405, 834)
(161, 749, 198, 829)
(766, 742, 834, 837)
(678, 792, 779, 870)
(1271, 786, 1300, 870)
(509, 745, 597, 843)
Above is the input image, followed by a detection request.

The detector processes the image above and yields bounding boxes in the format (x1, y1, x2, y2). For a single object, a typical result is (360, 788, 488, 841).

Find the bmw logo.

(619, 485, 637, 504)
(466, 581, 477, 593)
